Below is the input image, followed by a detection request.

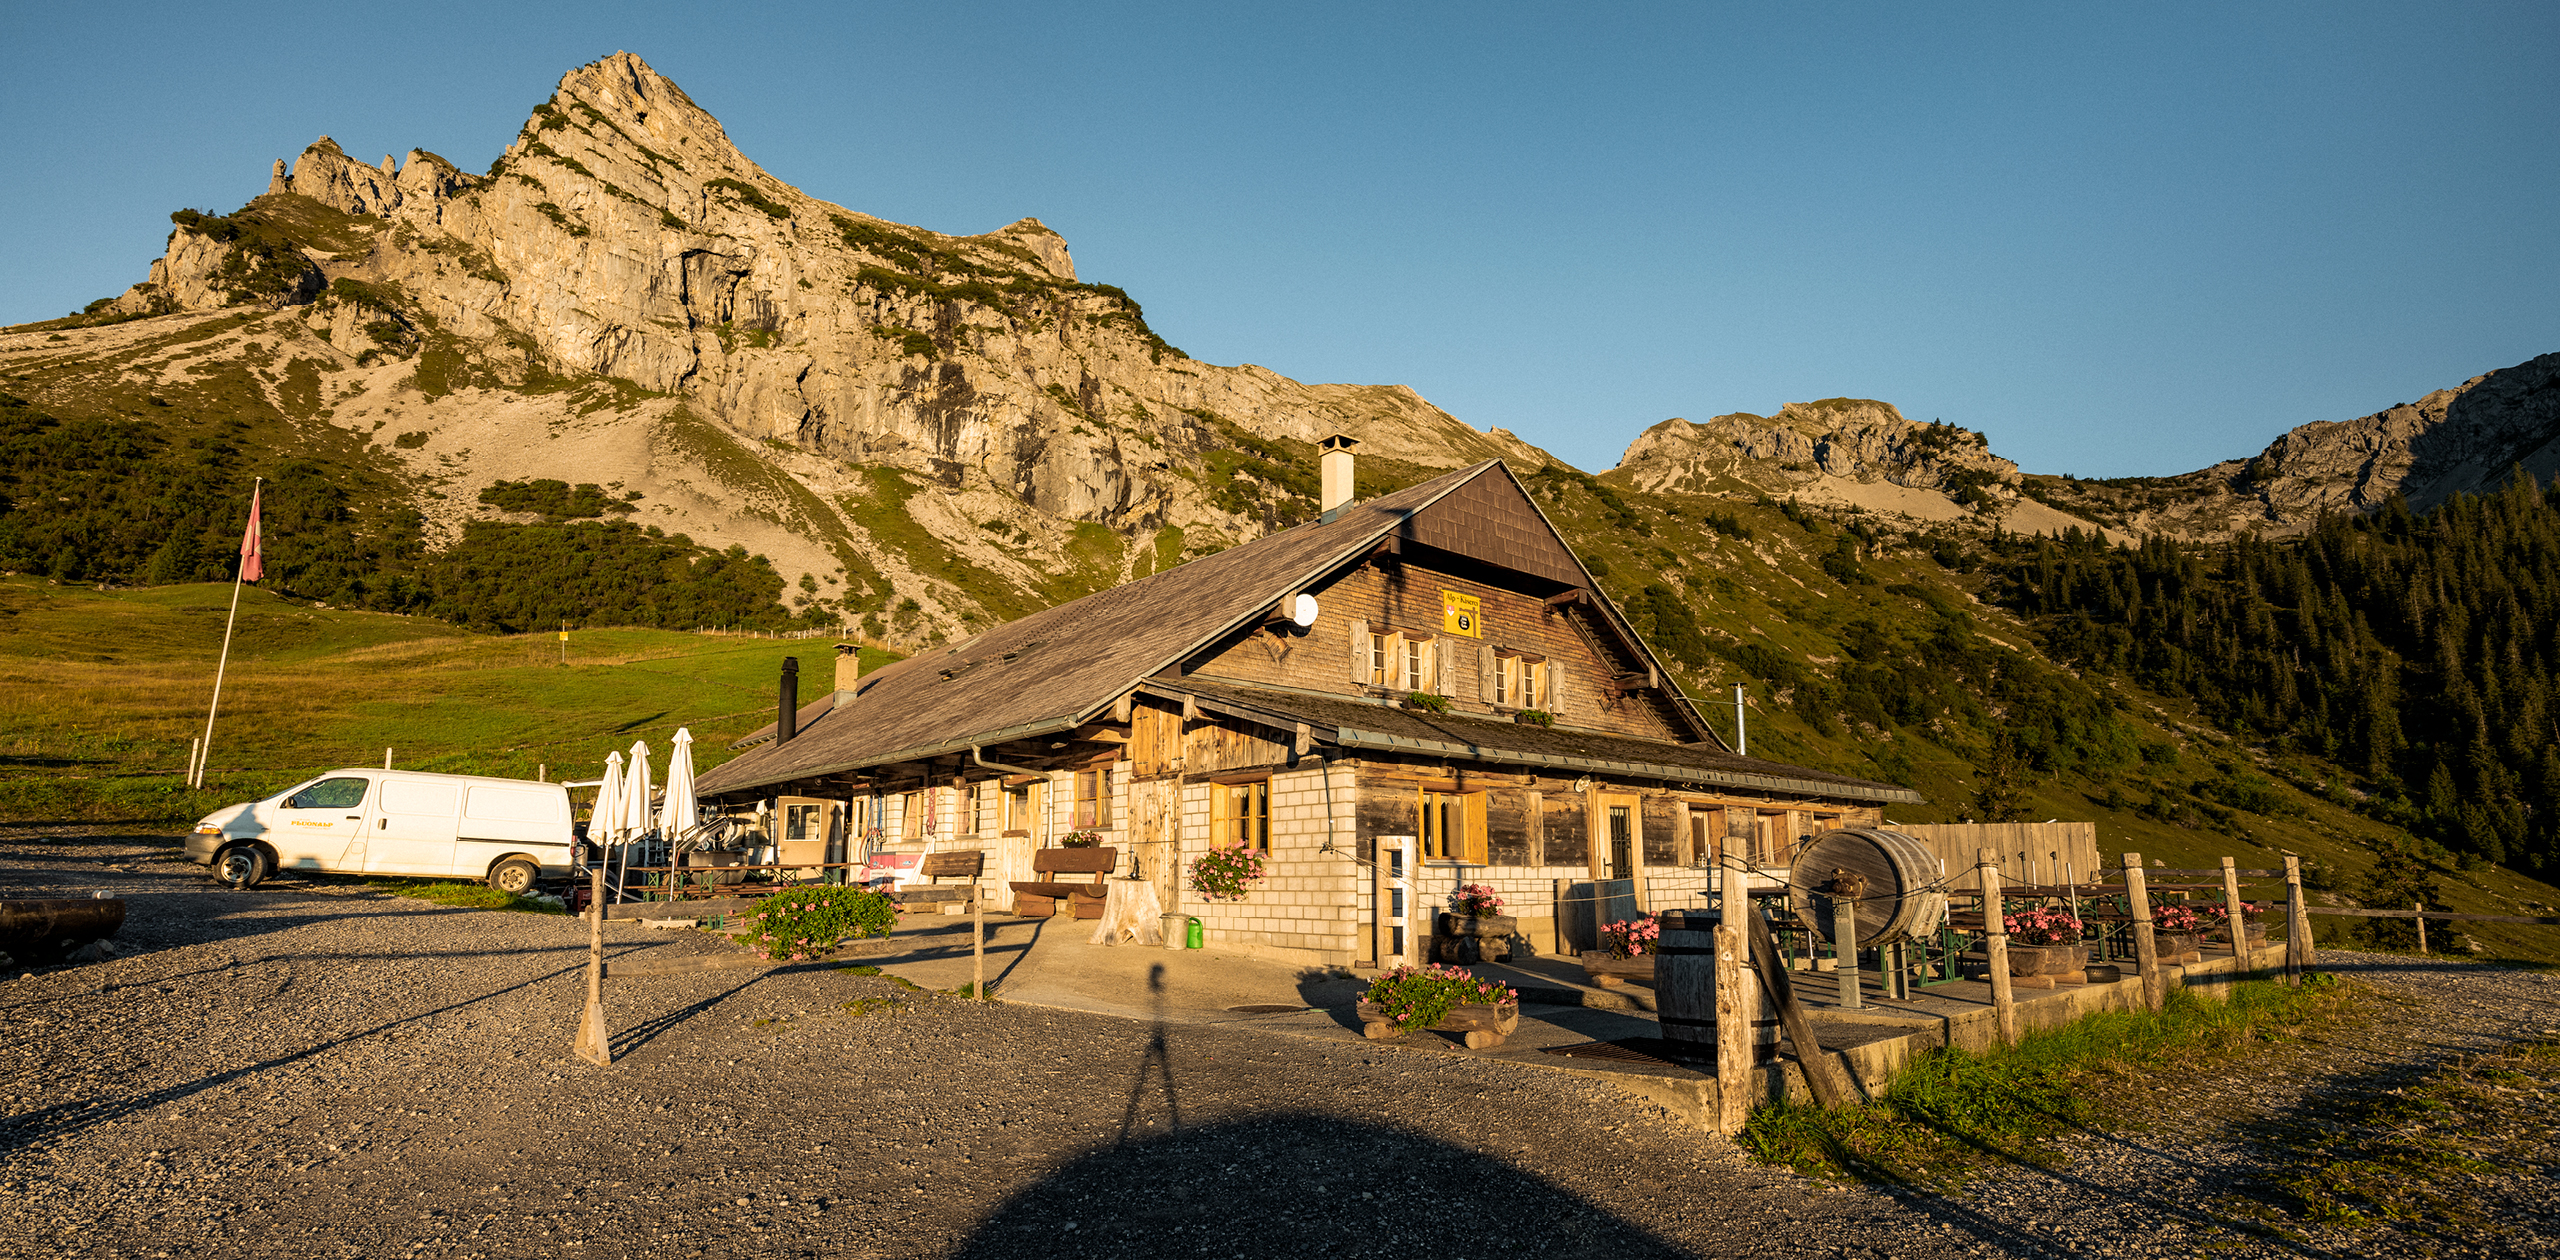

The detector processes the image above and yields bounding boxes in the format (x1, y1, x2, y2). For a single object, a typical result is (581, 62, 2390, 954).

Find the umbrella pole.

(575, 852, 611, 1065)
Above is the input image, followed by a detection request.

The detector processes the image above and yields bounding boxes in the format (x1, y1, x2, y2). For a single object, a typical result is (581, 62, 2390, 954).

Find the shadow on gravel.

(951, 1114, 1698, 1259)
(612, 973, 765, 1059)
(0, 961, 583, 1158)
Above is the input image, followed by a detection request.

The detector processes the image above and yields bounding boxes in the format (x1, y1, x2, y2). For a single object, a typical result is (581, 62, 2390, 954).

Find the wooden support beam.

(1979, 848, 2017, 1046)
(1745, 907, 1854, 1109)
(2124, 852, 2162, 1011)
(2220, 856, 2251, 964)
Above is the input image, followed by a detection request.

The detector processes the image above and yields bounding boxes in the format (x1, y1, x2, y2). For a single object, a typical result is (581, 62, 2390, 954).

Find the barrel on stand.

(1786, 828, 1948, 947)
(1653, 909, 1777, 1065)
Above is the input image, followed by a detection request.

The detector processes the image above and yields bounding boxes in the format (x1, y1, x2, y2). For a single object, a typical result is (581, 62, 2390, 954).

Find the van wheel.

(488, 859, 541, 896)
(215, 845, 268, 890)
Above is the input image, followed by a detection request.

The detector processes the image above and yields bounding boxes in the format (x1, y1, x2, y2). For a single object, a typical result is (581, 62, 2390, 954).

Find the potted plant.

(2151, 902, 2206, 960)
(1512, 708, 1555, 727)
(1188, 842, 1264, 902)
(1057, 829, 1103, 848)
(1435, 884, 1517, 963)
(1356, 963, 1521, 1049)
(1581, 912, 1660, 983)
(2000, 906, 2088, 977)
(1400, 691, 1452, 714)
(739, 886, 902, 961)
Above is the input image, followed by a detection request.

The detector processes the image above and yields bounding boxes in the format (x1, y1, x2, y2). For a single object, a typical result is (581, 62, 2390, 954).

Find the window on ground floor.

(1072, 768, 1112, 831)
(1211, 778, 1271, 852)
(1420, 788, 1486, 864)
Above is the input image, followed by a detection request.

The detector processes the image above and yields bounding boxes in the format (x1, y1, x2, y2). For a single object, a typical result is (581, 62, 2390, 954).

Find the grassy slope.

(1535, 482, 2560, 966)
(0, 576, 895, 823)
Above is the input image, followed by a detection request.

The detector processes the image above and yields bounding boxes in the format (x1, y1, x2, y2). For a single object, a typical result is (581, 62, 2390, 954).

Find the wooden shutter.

(1464, 793, 1488, 865)
(1546, 659, 1563, 715)
(1210, 783, 1233, 847)
(1435, 637, 1453, 695)
(1349, 619, 1369, 683)
(1477, 644, 1495, 701)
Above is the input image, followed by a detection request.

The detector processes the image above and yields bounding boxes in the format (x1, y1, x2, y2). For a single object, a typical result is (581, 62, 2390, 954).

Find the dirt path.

(6, 826, 2553, 1258)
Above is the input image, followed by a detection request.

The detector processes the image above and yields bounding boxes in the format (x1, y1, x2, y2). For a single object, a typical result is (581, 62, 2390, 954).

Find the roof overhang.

(1330, 726, 1924, 805)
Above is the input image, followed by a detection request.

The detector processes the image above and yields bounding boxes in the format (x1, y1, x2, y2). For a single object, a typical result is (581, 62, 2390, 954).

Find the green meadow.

(0, 577, 895, 823)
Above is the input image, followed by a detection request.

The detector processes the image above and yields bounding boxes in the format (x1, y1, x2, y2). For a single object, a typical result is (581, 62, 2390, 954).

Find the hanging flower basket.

(1188, 843, 1264, 902)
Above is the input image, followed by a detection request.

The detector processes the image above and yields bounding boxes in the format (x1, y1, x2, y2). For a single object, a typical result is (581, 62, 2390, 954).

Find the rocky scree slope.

(50, 51, 1542, 642)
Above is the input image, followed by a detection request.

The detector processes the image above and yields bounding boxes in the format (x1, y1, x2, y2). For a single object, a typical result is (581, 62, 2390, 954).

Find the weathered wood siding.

(1187, 561, 1687, 741)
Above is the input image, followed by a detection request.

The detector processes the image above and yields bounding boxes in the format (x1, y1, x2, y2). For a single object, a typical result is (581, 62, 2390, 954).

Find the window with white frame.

(1492, 652, 1547, 708)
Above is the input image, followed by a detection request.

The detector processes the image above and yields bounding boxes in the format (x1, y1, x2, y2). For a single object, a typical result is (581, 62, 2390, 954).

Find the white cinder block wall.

(1176, 763, 1360, 966)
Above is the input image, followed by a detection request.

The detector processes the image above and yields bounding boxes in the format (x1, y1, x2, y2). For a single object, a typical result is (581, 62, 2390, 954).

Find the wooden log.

(2123, 852, 2162, 1012)
(602, 937, 894, 978)
(603, 896, 770, 922)
(1979, 849, 2018, 1046)
(1579, 951, 1656, 982)
(1745, 908, 1854, 1109)
(2220, 856, 2251, 965)
(1355, 1000, 1519, 1046)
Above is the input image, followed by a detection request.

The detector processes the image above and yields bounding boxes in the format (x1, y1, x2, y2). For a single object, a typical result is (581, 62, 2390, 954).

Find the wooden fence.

(1891, 822, 2100, 892)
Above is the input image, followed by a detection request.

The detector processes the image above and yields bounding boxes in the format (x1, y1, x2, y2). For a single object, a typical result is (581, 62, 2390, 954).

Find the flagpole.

(194, 477, 260, 790)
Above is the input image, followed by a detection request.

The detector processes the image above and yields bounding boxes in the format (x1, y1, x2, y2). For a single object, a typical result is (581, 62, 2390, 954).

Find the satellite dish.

(1290, 593, 1320, 627)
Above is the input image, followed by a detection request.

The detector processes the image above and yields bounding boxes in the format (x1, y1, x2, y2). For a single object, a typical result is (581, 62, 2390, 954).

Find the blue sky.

(5, 2, 2553, 478)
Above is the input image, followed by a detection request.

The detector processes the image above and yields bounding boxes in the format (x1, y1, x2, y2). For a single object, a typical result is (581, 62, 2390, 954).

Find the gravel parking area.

(6, 825, 2554, 1259)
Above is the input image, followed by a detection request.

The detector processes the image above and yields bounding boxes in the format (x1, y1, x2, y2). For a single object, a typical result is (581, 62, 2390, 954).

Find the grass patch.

(364, 878, 562, 914)
(1742, 977, 2351, 1185)
(0, 576, 896, 823)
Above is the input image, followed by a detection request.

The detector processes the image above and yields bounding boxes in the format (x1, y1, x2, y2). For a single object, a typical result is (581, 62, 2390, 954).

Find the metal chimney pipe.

(778, 657, 800, 746)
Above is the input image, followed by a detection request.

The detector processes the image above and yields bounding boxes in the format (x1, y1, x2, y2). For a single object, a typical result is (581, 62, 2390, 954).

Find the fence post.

(573, 857, 611, 1066)
(2123, 851, 2161, 1011)
(2415, 901, 2427, 956)
(1715, 853, 1753, 1133)
(2283, 855, 2314, 983)
(2220, 855, 2250, 967)
(1979, 848, 2017, 1046)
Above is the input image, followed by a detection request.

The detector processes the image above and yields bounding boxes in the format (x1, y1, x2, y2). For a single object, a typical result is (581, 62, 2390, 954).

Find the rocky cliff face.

(1605, 398, 2094, 532)
(57, 52, 1544, 642)
(2009, 351, 2560, 540)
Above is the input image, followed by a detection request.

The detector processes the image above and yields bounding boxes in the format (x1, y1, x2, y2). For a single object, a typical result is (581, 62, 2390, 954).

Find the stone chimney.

(1319, 433, 1360, 523)
(834, 642, 861, 709)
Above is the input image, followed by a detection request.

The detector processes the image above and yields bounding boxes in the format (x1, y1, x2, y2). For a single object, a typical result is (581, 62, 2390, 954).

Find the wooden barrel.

(1786, 828, 1947, 948)
(1652, 909, 1777, 1065)
(0, 897, 126, 957)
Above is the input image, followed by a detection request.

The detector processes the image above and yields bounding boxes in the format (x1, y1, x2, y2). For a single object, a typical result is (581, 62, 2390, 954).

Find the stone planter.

(2156, 931, 2202, 963)
(1356, 999, 1521, 1050)
(2005, 943, 2088, 978)
(1431, 912, 1517, 963)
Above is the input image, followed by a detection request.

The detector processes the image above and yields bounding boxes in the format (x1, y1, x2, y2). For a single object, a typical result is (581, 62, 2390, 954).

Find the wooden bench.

(896, 850, 985, 911)
(1010, 846, 1118, 919)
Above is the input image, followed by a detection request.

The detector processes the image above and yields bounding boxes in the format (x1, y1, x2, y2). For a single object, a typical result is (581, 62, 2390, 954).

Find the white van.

(186, 769, 575, 894)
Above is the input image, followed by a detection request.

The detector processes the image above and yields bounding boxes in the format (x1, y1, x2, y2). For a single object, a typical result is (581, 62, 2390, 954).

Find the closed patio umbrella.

(659, 728, 698, 841)
(623, 739, 655, 842)
(593, 751, 626, 845)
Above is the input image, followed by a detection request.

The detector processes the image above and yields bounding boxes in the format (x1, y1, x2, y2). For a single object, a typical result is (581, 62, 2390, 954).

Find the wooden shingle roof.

(697, 461, 1525, 798)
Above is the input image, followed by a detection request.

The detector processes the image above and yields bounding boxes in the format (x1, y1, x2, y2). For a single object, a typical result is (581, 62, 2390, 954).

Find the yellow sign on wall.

(1441, 589, 1482, 637)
